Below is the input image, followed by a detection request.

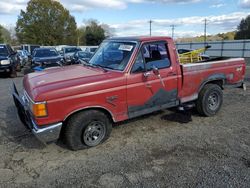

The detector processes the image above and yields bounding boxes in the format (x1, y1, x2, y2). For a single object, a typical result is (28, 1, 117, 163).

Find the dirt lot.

(0, 66, 250, 187)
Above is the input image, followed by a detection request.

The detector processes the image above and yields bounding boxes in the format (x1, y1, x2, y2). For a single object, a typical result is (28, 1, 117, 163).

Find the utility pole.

(149, 20, 153, 36)
(170, 25, 176, 39)
(204, 18, 207, 46)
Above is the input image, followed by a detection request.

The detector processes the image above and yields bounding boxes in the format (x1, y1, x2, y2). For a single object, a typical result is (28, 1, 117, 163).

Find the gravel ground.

(0, 66, 250, 187)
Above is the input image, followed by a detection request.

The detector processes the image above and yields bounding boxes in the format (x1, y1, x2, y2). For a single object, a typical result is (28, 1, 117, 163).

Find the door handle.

(167, 72, 177, 76)
(144, 72, 151, 77)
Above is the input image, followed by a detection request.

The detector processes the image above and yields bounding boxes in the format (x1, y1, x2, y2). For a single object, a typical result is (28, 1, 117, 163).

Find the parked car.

(21, 44, 40, 55)
(13, 36, 246, 150)
(31, 48, 63, 68)
(60, 47, 82, 64)
(85, 46, 98, 55)
(0, 44, 20, 77)
(71, 51, 92, 64)
(17, 50, 28, 67)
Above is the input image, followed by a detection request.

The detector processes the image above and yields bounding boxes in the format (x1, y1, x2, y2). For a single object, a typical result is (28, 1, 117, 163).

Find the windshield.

(34, 49, 58, 57)
(89, 41, 136, 71)
(0, 45, 8, 56)
(65, 48, 81, 54)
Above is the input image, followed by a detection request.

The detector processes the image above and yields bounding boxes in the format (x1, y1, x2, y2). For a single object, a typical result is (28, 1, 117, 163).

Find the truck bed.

(179, 58, 245, 103)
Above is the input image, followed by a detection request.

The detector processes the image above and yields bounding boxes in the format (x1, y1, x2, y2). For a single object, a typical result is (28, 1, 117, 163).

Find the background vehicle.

(13, 36, 246, 150)
(21, 44, 40, 55)
(31, 48, 63, 68)
(0, 44, 19, 77)
(84, 46, 98, 55)
(71, 51, 92, 64)
(17, 50, 28, 67)
(60, 46, 82, 64)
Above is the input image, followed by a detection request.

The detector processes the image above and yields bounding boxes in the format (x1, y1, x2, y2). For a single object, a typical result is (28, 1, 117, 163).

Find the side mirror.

(152, 66, 159, 75)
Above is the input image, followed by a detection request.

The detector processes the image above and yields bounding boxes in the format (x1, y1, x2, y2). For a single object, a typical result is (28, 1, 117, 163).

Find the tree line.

(1, 0, 250, 45)
(1, 0, 109, 45)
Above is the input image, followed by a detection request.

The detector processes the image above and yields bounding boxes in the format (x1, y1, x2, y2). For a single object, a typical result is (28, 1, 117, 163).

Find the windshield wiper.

(93, 64, 108, 72)
(82, 61, 107, 72)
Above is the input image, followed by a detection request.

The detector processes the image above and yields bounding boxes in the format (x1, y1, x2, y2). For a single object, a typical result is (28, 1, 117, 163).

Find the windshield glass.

(0, 45, 8, 56)
(89, 41, 136, 71)
(34, 49, 58, 57)
(65, 48, 81, 54)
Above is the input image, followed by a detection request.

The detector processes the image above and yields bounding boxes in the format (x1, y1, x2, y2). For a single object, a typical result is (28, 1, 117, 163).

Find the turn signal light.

(32, 103, 47, 117)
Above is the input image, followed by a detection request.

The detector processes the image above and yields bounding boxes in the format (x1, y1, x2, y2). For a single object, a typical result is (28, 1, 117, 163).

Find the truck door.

(127, 41, 178, 118)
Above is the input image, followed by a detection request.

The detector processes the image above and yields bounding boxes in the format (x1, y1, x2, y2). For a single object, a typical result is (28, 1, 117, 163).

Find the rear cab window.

(131, 41, 171, 73)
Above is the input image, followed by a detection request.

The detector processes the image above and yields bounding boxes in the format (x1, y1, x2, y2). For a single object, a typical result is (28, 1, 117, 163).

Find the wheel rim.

(83, 121, 106, 147)
(208, 92, 219, 111)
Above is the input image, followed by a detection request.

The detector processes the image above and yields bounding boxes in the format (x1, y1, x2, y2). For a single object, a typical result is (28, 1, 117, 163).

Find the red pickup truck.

(13, 36, 246, 150)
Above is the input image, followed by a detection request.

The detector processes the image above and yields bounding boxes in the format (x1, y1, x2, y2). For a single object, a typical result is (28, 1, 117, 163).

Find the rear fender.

(198, 74, 226, 93)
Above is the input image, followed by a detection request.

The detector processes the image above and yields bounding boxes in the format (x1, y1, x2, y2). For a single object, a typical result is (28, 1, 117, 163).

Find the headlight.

(1, 60, 10, 65)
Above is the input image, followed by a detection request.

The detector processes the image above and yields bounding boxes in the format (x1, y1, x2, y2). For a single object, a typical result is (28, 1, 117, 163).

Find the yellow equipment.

(178, 46, 210, 64)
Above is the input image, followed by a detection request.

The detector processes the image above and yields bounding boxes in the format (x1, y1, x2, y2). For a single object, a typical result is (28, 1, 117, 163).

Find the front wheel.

(64, 110, 112, 150)
(196, 84, 223, 117)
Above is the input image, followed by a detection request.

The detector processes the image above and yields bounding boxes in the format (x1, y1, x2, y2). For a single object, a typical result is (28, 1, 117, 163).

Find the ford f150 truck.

(13, 37, 246, 150)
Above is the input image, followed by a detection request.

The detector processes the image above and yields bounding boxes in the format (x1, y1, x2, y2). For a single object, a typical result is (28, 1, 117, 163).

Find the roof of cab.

(107, 36, 172, 42)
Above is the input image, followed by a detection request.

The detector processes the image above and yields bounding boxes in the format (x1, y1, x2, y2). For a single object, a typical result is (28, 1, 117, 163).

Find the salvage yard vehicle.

(17, 50, 29, 67)
(31, 48, 63, 68)
(84, 46, 98, 55)
(12, 36, 246, 150)
(0, 44, 20, 78)
(71, 51, 92, 64)
(60, 46, 82, 64)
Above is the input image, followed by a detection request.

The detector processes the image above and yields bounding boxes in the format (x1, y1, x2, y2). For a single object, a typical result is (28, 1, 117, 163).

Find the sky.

(0, 0, 250, 38)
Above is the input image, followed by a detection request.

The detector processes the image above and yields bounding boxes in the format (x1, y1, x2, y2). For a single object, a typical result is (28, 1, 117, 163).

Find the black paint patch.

(128, 88, 178, 118)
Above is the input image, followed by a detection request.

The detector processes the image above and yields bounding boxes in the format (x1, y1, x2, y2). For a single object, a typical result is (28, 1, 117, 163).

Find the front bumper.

(12, 83, 62, 144)
(0, 65, 11, 73)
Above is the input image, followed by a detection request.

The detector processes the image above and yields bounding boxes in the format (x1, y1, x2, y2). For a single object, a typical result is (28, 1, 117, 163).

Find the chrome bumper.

(31, 120, 62, 144)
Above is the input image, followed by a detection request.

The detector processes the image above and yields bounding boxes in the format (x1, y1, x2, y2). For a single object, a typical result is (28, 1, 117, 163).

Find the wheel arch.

(63, 106, 115, 124)
(198, 74, 226, 93)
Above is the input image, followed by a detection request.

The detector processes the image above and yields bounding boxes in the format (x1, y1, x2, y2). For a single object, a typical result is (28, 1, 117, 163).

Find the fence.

(176, 40, 250, 58)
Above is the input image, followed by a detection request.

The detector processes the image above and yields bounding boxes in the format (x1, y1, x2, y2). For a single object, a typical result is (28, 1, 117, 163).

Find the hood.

(64, 52, 75, 57)
(33, 56, 61, 63)
(0, 56, 8, 61)
(24, 65, 124, 101)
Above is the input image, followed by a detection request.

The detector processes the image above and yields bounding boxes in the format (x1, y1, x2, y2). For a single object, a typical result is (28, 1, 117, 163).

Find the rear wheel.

(196, 84, 223, 116)
(64, 110, 112, 150)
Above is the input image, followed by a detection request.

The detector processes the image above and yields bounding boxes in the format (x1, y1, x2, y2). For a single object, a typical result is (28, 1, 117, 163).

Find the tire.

(9, 67, 17, 78)
(64, 110, 112, 150)
(16, 63, 22, 72)
(196, 84, 223, 117)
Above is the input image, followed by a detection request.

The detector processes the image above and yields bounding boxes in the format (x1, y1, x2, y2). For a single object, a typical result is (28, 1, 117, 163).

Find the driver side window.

(131, 42, 171, 74)
(131, 51, 145, 73)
